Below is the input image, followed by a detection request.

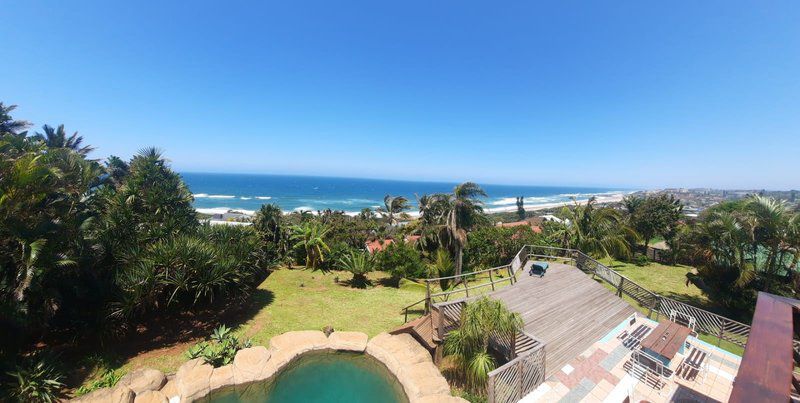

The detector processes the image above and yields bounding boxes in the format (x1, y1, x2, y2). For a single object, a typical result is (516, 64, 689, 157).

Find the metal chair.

(677, 345, 710, 383)
(670, 309, 698, 337)
(629, 349, 675, 397)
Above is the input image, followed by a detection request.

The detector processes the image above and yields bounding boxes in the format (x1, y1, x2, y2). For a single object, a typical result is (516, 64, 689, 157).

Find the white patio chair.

(678, 344, 711, 384)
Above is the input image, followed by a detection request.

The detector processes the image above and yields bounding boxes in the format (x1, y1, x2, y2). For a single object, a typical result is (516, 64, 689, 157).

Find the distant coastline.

(183, 172, 634, 217)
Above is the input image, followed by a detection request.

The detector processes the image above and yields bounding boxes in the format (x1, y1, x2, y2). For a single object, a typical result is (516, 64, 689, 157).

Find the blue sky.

(2, 1, 798, 189)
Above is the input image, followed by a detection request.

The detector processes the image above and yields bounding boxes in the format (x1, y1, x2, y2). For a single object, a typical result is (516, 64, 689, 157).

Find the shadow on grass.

(62, 287, 276, 391)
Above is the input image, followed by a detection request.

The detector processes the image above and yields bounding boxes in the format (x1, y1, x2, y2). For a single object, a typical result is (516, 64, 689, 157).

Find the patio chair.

(670, 309, 698, 336)
(628, 349, 675, 397)
(677, 345, 710, 383)
(622, 324, 652, 349)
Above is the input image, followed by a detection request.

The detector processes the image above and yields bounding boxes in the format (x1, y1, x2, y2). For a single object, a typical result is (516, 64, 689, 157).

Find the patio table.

(640, 320, 692, 366)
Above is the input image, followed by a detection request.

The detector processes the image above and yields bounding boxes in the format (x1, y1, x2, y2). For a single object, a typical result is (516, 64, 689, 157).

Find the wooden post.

(516, 360, 524, 399)
(425, 282, 431, 313)
(617, 277, 624, 297)
(487, 375, 495, 403)
(437, 306, 445, 340)
(489, 269, 496, 291)
(511, 332, 517, 358)
(717, 320, 725, 347)
(464, 276, 470, 298)
(647, 297, 655, 319)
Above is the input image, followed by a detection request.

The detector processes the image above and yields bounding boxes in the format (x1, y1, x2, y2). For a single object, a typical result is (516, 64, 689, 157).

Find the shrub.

(464, 226, 548, 269)
(186, 325, 251, 367)
(111, 230, 260, 323)
(374, 241, 426, 281)
(443, 297, 522, 393)
(2, 352, 64, 403)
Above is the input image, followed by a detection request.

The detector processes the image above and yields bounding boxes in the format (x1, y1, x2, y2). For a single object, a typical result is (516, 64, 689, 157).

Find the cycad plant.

(338, 250, 374, 288)
(444, 297, 522, 392)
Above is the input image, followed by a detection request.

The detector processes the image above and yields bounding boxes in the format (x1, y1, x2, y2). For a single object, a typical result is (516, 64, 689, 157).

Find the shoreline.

(197, 192, 631, 220)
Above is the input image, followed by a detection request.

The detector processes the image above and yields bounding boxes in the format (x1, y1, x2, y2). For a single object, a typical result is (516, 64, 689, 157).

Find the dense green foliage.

(623, 194, 683, 249)
(551, 197, 637, 259)
(374, 240, 427, 280)
(464, 226, 550, 268)
(444, 297, 522, 393)
(677, 196, 800, 313)
(0, 104, 275, 398)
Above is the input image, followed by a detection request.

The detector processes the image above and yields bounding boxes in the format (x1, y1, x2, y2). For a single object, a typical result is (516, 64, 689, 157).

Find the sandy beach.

(197, 192, 630, 220)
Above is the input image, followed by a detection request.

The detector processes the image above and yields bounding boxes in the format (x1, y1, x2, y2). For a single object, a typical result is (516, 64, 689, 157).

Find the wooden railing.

(425, 264, 517, 305)
(487, 344, 547, 403)
(570, 247, 753, 349)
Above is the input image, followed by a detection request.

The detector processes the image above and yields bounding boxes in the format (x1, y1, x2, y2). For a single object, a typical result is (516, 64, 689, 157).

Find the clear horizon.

(2, 1, 799, 189)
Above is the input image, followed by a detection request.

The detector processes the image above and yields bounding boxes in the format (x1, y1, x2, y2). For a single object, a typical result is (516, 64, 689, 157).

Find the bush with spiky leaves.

(338, 250, 374, 288)
(2, 352, 64, 403)
(186, 325, 251, 367)
(444, 297, 522, 393)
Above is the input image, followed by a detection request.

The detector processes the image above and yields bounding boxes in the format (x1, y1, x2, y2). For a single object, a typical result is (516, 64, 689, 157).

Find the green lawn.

(75, 268, 425, 393)
(598, 258, 711, 307)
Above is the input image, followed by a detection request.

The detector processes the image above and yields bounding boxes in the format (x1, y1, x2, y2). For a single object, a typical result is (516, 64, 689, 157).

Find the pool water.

(203, 352, 408, 403)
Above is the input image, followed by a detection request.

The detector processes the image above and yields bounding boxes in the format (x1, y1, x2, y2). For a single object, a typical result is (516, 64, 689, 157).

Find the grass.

(74, 268, 425, 392)
(598, 258, 711, 308)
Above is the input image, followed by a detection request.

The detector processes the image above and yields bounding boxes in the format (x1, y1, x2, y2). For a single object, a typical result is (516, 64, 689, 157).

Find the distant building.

(365, 235, 421, 254)
(539, 214, 564, 224)
(495, 219, 543, 233)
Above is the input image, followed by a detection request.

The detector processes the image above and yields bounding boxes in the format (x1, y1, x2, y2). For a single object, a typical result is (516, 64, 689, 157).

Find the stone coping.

(72, 330, 467, 403)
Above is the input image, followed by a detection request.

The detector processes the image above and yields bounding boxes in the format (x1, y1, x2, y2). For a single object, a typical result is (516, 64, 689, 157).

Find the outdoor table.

(640, 320, 692, 366)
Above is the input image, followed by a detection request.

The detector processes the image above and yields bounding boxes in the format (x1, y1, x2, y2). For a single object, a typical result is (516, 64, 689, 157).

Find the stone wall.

(71, 330, 467, 403)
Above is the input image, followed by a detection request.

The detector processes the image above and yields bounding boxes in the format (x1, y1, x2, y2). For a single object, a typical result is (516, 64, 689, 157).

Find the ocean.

(181, 172, 633, 216)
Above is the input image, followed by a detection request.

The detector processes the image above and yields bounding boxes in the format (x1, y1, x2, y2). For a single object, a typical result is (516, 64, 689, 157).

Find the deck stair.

(390, 309, 441, 352)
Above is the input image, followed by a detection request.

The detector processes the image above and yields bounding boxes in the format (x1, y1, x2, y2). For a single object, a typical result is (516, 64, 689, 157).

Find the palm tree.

(436, 182, 487, 278)
(444, 297, 523, 391)
(0, 102, 31, 136)
(33, 124, 94, 155)
(290, 221, 331, 270)
(377, 195, 410, 225)
(556, 197, 637, 259)
(104, 155, 130, 186)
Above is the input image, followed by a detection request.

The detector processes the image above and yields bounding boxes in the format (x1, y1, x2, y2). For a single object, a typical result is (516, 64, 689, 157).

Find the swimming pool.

(202, 351, 409, 403)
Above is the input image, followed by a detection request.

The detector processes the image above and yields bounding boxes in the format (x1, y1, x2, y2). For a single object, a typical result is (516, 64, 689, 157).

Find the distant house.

(539, 214, 564, 224)
(496, 220, 542, 234)
(405, 235, 421, 244)
(365, 239, 394, 254)
(211, 210, 251, 221)
(365, 235, 421, 254)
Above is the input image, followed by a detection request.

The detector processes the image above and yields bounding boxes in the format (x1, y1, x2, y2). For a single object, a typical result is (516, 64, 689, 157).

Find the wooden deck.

(488, 261, 636, 377)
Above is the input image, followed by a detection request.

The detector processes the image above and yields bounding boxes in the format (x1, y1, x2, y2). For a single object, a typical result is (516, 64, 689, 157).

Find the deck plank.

(487, 262, 636, 377)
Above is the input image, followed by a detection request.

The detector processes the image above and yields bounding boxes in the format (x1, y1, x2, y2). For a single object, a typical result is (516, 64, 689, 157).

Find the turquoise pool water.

(203, 352, 408, 403)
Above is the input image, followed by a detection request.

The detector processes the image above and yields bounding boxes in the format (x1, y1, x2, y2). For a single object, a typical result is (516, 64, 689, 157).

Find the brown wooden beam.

(730, 292, 795, 403)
